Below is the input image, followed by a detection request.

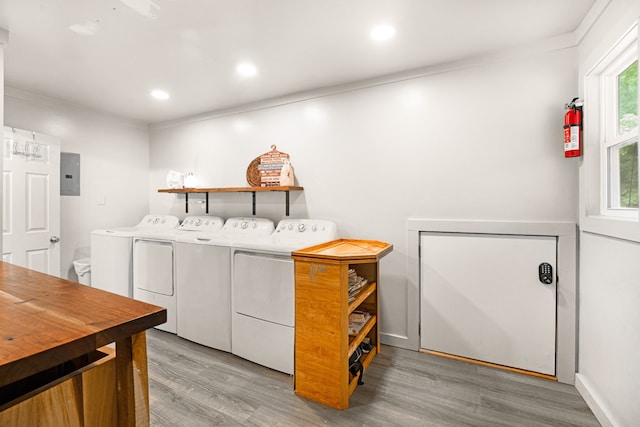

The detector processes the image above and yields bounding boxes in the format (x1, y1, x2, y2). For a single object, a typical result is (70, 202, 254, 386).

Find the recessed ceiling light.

(120, 0, 158, 19)
(236, 62, 258, 78)
(69, 20, 100, 36)
(151, 89, 170, 100)
(233, 119, 253, 133)
(304, 106, 326, 122)
(370, 24, 396, 41)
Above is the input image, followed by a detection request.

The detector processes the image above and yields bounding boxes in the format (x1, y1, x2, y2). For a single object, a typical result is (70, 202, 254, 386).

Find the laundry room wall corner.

(4, 88, 150, 280)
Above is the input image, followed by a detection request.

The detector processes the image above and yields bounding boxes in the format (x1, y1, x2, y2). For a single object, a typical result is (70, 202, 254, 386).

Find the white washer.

(175, 215, 229, 350)
(232, 218, 337, 374)
(175, 216, 274, 349)
(90, 215, 179, 297)
(132, 215, 183, 333)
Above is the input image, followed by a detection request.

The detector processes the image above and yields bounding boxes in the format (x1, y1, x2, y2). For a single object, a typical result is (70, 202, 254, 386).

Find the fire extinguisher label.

(564, 126, 579, 151)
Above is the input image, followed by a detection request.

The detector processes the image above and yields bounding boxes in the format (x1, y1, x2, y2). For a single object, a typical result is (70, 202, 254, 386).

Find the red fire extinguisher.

(563, 97, 583, 158)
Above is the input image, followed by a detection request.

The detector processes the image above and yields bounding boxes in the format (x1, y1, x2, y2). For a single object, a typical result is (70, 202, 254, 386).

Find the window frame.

(581, 22, 640, 242)
(601, 47, 638, 217)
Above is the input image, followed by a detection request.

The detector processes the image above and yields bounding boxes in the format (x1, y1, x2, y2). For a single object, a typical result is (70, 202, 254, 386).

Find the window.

(581, 22, 640, 242)
(601, 33, 638, 216)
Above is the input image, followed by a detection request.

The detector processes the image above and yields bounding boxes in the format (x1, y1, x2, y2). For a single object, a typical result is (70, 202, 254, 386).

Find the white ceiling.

(0, 0, 596, 124)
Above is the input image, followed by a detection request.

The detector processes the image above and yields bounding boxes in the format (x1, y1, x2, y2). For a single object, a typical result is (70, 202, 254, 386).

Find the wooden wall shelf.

(158, 186, 303, 216)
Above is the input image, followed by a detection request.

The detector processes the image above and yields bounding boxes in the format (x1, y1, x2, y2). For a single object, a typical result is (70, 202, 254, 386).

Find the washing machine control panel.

(275, 219, 337, 239)
(179, 215, 224, 232)
(222, 217, 275, 235)
(273, 219, 338, 248)
(138, 215, 180, 229)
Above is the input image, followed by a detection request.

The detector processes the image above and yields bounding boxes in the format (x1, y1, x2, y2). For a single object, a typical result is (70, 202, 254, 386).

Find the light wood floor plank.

(147, 330, 600, 426)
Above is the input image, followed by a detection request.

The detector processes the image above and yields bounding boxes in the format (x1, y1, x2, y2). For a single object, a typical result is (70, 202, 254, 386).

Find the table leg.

(116, 332, 150, 427)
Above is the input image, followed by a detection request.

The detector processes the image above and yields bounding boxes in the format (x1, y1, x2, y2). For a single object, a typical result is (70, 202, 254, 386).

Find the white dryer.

(175, 215, 229, 350)
(131, 215, 182, 333)
(90, 215, 179, 297)
(231, 219, 337, 374)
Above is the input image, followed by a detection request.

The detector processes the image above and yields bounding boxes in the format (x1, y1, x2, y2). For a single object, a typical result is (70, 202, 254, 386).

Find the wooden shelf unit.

(158, 186, 303, 215)
(292, 239, 393, 410)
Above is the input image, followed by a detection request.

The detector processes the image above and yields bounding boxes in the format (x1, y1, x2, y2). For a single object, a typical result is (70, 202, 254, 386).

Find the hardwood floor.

(147, 329, 600, 426)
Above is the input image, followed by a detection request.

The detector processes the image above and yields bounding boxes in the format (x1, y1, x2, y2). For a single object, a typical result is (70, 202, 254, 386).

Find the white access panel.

(233, 252, 294, 327)
(420, 232, 556, 375)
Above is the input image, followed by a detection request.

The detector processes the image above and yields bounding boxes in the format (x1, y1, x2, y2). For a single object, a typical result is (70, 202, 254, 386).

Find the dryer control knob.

(311, 224, 318, 232)
(195, 218, 202, 226)
(287, 224, 293, 230)
(241, 221, 248, 229)
(298, 223, 306, 232)
(252, 222, 257, 229)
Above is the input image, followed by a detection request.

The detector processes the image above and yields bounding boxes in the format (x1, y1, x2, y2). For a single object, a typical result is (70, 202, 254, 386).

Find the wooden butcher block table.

(0, 262, 166, 426)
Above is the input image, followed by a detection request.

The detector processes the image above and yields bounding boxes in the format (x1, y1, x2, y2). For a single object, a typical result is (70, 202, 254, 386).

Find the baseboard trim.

(575, 373, 618, 427)
(380, 332, 414, 350)
(421, 349, 557, 381)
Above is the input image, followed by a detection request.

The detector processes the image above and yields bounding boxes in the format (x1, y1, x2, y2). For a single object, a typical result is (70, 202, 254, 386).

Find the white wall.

(577, 233, 640, 427)
(4, 88, 150, 279)
(576, 1, 640, 426)
(0, 29, 7, 253)
(149, 46, 579, 349)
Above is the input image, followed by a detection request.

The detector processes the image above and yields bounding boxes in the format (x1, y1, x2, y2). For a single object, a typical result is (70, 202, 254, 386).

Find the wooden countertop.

(0, 262, 166, 388)
(291, 239, 393, 262)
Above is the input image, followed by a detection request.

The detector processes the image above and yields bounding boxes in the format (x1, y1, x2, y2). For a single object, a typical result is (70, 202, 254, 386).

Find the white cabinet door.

(420, 233, 556, 375)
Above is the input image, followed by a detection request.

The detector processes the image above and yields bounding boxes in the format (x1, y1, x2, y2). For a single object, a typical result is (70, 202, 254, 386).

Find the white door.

(420, 232, 556, 375)
(2, 127, 61, 276)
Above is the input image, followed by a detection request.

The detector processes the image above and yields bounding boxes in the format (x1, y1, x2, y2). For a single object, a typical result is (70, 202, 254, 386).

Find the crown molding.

(575, 0, 613, 44)
(5, 86, 148, 129)
(151, 31, 578, 131)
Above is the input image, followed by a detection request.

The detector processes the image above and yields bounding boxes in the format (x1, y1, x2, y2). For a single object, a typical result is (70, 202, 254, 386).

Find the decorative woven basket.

(247, 145, 290, 187)
(246, 157, 261, 187)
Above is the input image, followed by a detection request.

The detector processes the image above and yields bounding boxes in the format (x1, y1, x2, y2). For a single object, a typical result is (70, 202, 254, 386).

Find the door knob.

(50, 236, 60, 243)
